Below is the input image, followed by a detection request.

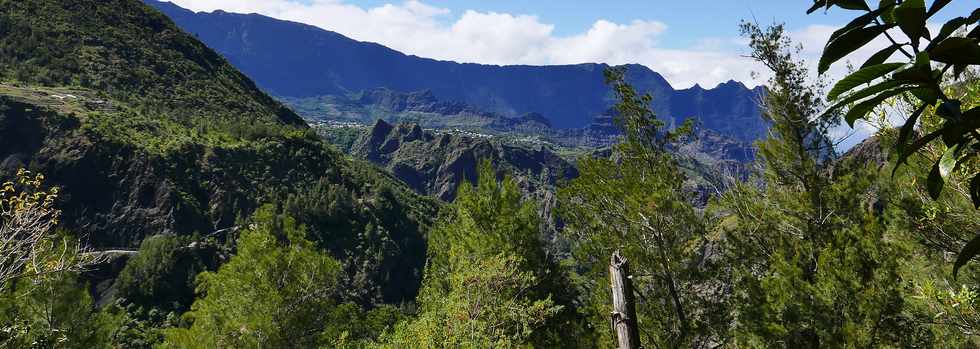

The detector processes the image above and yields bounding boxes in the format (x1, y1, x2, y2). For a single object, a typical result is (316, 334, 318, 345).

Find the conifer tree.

(380, 162, 576, 348)
(559, 68, 729, 347)
(162, 205, 344, 348)
(717, 22, 930, 347)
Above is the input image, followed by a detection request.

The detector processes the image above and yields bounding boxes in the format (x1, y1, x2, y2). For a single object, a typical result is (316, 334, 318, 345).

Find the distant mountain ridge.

(146, 1, 768, 143)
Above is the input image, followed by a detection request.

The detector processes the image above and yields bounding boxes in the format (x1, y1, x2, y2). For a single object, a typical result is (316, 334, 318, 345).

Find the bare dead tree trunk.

(610, 250, 641, 349)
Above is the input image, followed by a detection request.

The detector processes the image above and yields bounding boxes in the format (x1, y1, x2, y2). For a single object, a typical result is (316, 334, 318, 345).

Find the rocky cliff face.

(3, 106, 184, 248)
(146, 0, 768, 143)
(1, 95, 310, 246)
(352, 120, 577, 201)
(0, 93, 436, 304)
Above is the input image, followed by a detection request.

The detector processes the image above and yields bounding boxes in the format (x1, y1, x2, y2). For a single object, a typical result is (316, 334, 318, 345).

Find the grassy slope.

(0, 0, 306, 148)
(0, 0, 438, 305)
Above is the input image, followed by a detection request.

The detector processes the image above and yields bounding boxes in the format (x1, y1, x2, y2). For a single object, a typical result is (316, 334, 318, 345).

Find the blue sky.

(346, 0, 862, 46)
(254, 0, 975, 48)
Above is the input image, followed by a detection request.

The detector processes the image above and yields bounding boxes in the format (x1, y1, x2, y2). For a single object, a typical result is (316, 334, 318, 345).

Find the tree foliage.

(0, 273, 122, 348)
(113, 234, 216, 312)
(716, 22, 936, 347)
(381, 249, 561, 348)
(807, 0, 980, 272)
(378, 162, 577, 348)
(0, 0, 304, 129)
(162, 205, 347, 348)
(0, 169, 96, 289)
(426, 161, 548, 275)
(558, 68, 729, 347)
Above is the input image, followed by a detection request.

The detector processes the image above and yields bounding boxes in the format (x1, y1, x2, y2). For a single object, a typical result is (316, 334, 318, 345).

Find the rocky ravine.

(353, 119, 578, 202)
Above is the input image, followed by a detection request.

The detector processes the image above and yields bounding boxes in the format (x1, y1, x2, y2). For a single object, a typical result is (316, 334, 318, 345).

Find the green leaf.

(861, 45, 900, 68)
(819, 26, 890, 74)
(910, 87, 939, 105)
(931, 37, 980, 65)
(942, 124, 969, 148)
(939, 105, 975, 147)
(807, 0, 868, 14)
(811, 0, 871, 12)
(931, 9, 980, 47)
(879, 0, 898, 23)
(914, 51, 930, 67)
(844, 93, 892, 126)
(896, 128, 943, 168)
(953, 234, 980, 279)
(893, 104, 927, 168)
(837, 0, 871, 11)
(824, 81, 913, 118)
(822, 80, 916, 116)
(828, 63, 905, 100)
(807, 1, 828, 14)
(939, 145, 958, 178)
(830, 5, 897, 43)
(894, 0, 926, 42)
(927, 160, 944, 200)
(927, 0, 952, 17)
(971, 174, 980, 209)
(893, 58, 934, 83)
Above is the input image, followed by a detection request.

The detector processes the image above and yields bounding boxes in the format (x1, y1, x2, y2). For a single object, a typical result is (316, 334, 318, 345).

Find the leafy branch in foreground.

(0, 169, 97, 288)
(722, 22, 925, 347)
(808, 0, 980, 275)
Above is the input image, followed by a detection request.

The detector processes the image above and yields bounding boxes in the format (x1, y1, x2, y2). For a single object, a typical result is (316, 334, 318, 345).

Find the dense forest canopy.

(1, 0, 979, 348)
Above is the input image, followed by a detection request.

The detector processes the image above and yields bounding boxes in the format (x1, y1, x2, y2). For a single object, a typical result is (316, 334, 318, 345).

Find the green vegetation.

(0, 274, 121, 348)
(0, 0, 302, 126)
(807, 0, 980, 271)
(114, 234, 215, 312)
(378, 163, 583, 347)
(0, 168, 118, 348)
(381, 250, 560, 348)
(559, 68, 728, 347)
(162, 205, 378, 348)
(718, 23, 923, 347)
(0, 0, 439, 314)
(5, 0, 980, 347)
(0, 0, 314, 153)
(315, 123, 369, 153)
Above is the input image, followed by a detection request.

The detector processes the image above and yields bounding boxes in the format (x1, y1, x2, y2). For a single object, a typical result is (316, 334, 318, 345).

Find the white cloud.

(163, 0, 766, 89)
(787, 24, 944, 151)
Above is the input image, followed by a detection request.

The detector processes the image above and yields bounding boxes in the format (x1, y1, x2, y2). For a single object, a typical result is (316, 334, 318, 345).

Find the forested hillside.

(2, 0, 980, 348)
(0, 0, 440, 342)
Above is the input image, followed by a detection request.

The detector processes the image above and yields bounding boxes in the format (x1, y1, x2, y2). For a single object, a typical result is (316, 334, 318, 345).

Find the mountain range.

(146, 0, 767, 144)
